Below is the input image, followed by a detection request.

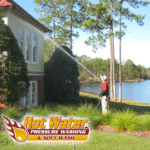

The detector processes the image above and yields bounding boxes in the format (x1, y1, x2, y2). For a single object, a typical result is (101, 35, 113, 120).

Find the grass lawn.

(80, 91, 150, 113)
(80, 91, 150, 106)
(1, 130, 150, 150)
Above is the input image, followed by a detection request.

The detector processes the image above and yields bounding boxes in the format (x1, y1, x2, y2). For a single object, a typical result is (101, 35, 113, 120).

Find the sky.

(13, 0, 150, 68)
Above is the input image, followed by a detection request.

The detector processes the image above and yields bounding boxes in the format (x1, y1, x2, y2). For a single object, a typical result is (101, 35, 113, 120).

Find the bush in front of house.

(2, 104, 26, 121)
(0, 15, 30, 107)
(44, 46, 80, 104)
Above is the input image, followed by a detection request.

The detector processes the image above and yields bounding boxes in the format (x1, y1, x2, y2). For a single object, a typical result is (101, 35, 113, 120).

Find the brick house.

(0, 0, 51, 108)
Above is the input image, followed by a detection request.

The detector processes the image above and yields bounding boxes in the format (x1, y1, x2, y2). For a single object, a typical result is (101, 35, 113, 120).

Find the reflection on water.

(80, 80, 150, 103)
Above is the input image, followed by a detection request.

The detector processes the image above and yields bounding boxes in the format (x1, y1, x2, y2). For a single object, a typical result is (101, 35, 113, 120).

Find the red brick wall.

(28, 76, 44, 106)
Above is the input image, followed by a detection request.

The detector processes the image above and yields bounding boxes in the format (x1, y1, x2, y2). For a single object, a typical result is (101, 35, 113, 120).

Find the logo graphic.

(2, 115, 28, 142)
(2, 114, 90, 144)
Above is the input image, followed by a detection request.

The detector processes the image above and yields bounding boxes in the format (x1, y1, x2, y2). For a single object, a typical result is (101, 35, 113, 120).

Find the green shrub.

(26, 104, 55, 117)
(71, 103, 103, 128)
(109, 108, 139, 132)
(44, 46, 80, 104)
(2, 105, 25, 121)
(143, 116, 150, 130)
(138, 112, 150, 131)
(78, 76, 86, 81)
(2, 102, 150, 133)
(57, 105, 74, 116)
(101, 110, 114, 125)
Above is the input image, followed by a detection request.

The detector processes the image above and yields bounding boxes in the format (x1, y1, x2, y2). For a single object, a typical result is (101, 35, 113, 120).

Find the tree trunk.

(110, 34, 113, 100)
(112, 36, 116, 101)
(119, 8, 122, 103)
(70, 3, 72, 51)
(53, 16, 55, 52)
(109, 0, 116, 101)
(109, 0, 113, 100)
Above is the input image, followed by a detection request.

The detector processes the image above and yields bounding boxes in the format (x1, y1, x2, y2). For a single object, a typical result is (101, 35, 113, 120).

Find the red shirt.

(100, 81, 109, 96)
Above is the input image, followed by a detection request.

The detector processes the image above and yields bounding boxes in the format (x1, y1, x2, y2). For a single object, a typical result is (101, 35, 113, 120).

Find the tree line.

(76, 55, 150, 81)
(43, 39, 150, 82)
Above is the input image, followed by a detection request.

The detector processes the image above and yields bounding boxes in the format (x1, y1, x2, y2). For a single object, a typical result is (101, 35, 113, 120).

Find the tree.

(0, 16, 30, 107)
(89, 58, 104, 76)
(59, 0, 88, 51)
(118, 0, 122, 103)
(122, 60, 136, 79)
(82, 0, 116, 101)
(34, 0, 67, 52)
(137, 65, 148, 80)
(44, 46, 80, 104)
(76, 55, 92, 76)
(103, 59, 110, 78)
(115, 0, 150, 102)
(44, 37, 66, 62)
(109, 0, 116, 101)
(34, 0, 87, 51)
(147, 68, 150, 79)
(82, 1, 110, 51)
(44, 39, 53, 62)
(121, 60, 148, 80)
(82, 0, 149, 102)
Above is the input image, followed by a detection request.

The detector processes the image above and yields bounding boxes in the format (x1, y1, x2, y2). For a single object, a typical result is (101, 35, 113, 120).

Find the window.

(26, 31, 31, 61)
(18, 26, 38, 64)
(32, 82, 36, 104)
(32, 34, 37, 62)
(19, 81, 37, 108)
(18, 28, 24, 52)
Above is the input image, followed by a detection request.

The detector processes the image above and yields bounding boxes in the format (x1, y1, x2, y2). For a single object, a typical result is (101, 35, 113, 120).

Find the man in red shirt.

(100, 75, 110, 114)
(100, 75, 109, 96)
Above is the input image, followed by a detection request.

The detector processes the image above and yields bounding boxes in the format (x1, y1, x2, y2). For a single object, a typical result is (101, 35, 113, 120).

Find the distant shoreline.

(80, 79, 148, 84)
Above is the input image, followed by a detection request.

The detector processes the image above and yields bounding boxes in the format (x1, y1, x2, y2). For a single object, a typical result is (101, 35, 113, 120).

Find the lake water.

(80, 80, 150, 104)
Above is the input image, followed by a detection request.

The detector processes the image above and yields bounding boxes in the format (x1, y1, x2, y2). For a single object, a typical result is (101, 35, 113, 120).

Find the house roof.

(0, 0, 12, 6)
(0, 0, 52, 32)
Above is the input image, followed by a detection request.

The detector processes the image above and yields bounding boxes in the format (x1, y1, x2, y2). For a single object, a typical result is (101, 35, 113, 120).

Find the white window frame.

(17, 25, 38, 64)
(32, 33, 38, 64)
(25, 30, 31, 63)
(19, 81, 38, 108)
(18, 27, 24, 56)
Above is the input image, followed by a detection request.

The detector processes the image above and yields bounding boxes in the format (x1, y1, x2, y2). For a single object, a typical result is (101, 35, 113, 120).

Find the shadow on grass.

(110, 101, 150, 113)
(80, 95, 100, 105)
(79, 95, 150, 113)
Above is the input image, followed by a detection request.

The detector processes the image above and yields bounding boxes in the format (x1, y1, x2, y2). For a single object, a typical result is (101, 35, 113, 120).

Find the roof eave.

(1, 0, 52, 33)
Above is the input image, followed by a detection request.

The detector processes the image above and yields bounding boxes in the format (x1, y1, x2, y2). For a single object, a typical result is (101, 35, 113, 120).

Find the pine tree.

(82, 1, 116, 101)
(61, 0, 88, 50)
(34, 0, 67, 52)
(114, 0, 150, 102)
(82, 0, 149, 102)
(34, 0, 88, 51)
